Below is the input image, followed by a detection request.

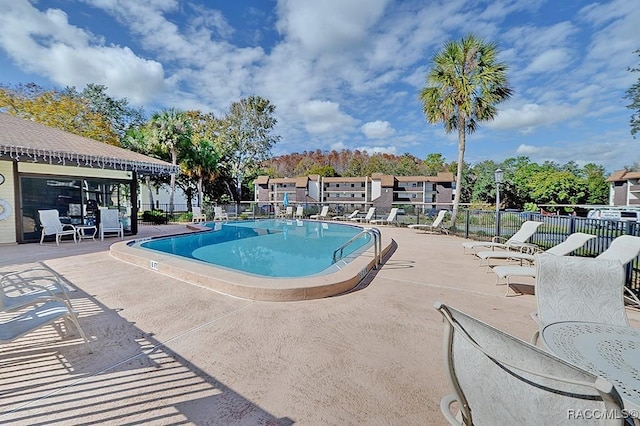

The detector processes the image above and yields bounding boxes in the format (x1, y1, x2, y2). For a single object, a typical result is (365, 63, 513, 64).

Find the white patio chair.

(0, 297, 91, 351)
(492, 234, 640, 298)
(99, 208, 124, 241)
(461, 220, 543, 254)
(192, 206, 206, 222)
(332, 209, 359, 221)
(294, 206, 304, 219)
(285, 206, 294, 218)
(309, 206, 329, 220)
(530, 253, 628, 345)
(434, 302, 625, 425)
(370, 208, 398, 226)
(407, 210, 448, 234)
(1, 266, 71, 312)
(351, 207, 375, 223)
(38, 209, 77, 245)
(213, 206, 229, 221)
(477, 232, 596, 267)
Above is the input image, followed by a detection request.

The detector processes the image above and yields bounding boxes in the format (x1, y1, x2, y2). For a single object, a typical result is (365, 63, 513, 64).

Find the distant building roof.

(606, 169, 640, 182)
(0, 113, 178, 175)
(430, 172, 455, 182)
(255, 175, 270, 185)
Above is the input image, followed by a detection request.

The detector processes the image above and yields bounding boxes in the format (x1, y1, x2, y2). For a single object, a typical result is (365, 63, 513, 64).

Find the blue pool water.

(137, 219, 373, 277)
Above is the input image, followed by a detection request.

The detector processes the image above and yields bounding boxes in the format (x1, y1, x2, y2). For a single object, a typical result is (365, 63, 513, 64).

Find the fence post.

(568, 215, 576, 235)
(464, 209, 470, 238)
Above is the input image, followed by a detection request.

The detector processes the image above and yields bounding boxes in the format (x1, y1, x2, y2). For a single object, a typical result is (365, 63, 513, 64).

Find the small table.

(542, 321, 640, 412)
(76, 225, 97, 242)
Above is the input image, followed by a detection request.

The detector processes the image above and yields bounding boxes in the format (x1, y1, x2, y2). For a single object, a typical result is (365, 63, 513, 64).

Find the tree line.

(0, 83, 279, 213)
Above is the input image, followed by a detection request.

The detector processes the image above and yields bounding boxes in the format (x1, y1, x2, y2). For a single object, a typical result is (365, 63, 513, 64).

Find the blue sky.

(0, 0, 638, 173)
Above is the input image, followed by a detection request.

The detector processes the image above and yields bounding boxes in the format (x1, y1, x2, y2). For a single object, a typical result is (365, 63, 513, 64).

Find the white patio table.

(542, 321, 640, 417)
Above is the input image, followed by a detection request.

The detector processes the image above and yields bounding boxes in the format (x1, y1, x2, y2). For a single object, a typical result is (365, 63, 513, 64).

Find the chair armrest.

(62, 224, 77, 231)
(440, 394, 464, 426)
(491, 236, 508, 244)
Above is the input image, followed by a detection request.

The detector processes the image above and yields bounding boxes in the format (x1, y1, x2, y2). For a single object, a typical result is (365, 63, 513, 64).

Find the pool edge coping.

(109, 223, 394, 302)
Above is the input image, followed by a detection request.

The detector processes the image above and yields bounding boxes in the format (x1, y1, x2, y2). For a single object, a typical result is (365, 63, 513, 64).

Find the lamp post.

(494, 168, 503, 236)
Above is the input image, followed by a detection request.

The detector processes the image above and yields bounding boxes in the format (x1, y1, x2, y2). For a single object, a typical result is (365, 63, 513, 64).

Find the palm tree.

(149, 108, 191, 215)
(420, 34, 512, 225)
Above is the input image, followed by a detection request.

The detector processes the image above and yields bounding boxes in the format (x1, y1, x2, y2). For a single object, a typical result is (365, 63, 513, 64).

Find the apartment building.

(254, 172, 454, 211)
(607, 169, 640, 206)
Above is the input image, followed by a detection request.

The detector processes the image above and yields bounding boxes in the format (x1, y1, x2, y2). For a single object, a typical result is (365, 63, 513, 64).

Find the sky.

(0, 0, 639, 173)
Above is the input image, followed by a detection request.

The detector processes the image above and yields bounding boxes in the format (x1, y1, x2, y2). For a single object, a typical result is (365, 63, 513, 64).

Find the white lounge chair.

(434, 302, 624, 425)
(492, 234, 640, 297)
(351, 207, 375, 223)
(192, 206, 206, 222)
(530, 253, 628, 345)
(461, 220, 543, 254)
(477, 232, 596, 267)
(332, 210, 359, 221)
(294, 206, 304, 219)
(213, 206, 229, 221)
(1, 266, 70, 312)
(99, 208, 124, 241)
(309, 206, 329, 220)
(38, 209, 77, 245)
(370, 208, 398, 226)
(285, 206, 294, 218)
(408, 210, 448, 234)
(0, 297, 91, 351)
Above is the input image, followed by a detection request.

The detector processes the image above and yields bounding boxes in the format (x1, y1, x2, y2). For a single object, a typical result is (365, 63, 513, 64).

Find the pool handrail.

(332, 227, 381, 268)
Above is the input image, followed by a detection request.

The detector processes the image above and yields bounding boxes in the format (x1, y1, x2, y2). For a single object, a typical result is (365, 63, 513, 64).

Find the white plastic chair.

(213, 206, 229, 221)
(99, 208, 124, 241)
(192, 206, 206, 222)
(1, 266, 71, 312)
(478, 232, 596, 267)
(370, 208, 398, 226)
(333, 210, 359, 221)
(309, 206, 329, 220)
(492, 234, 640, 298)
(0, 298, 91, 351)
(461, 220, 543, 254)
(38, 209, 77, 245)
(435, 302, 625, 425)
(408, 210, 448, 233)
(294, 206, 304, 219)
(351, 207, 375, 223)
(530, 253, 628, 345)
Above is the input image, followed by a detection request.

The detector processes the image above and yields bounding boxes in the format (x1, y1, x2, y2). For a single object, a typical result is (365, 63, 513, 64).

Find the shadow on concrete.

(0, 263, 294, 425)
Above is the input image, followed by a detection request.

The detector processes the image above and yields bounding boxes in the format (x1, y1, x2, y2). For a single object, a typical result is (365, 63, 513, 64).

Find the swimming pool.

(111, 219, 391, 301)
(138, 219, 372, 277)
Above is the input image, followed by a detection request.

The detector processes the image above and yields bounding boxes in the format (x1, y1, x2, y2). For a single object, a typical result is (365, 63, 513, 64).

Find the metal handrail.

(332, 227, 381, 268)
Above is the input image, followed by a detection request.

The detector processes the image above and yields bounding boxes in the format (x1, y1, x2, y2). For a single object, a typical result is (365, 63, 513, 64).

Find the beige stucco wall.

(0, 160, 16, 244)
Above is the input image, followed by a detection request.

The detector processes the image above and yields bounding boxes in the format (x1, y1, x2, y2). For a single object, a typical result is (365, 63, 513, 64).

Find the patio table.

(542, 321, 640, 416)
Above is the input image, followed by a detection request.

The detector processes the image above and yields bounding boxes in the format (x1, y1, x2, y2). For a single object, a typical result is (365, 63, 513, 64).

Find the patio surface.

(1, 224, 639, 425)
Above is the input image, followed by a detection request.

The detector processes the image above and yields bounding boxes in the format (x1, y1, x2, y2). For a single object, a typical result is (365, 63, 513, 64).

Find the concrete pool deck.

(1, 223, 639, 425)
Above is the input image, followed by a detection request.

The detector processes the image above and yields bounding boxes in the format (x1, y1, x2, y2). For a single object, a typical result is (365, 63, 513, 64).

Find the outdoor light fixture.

(494, 168, 503, 236)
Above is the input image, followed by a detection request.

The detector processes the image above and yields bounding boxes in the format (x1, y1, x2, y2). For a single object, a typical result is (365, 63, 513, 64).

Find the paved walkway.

(1, 224, 638, 425)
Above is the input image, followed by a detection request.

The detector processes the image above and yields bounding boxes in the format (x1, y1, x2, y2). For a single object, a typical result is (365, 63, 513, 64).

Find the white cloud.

(488, 102, 585, 132)
(354, 144, 397, 155)
(361, 120, 396, 139)
(275, 0, 389, 55)
(0, 1, 165, 104)
(298, 100, 358, 134)
(523, 48, 571, 74)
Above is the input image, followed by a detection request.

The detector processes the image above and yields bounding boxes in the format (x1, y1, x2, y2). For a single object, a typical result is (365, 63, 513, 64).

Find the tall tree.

(625, 49, 640, 138)
(217, 96, 280, 206)
(420, 34, 512, 224)
(423, 153, 447, 176)
(149, 109, 191, 215)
